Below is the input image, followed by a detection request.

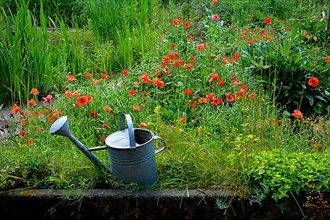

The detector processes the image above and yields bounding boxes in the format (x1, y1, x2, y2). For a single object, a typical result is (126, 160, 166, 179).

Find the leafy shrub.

(247, 149, 330, 201)
(241, 28, 330, 117)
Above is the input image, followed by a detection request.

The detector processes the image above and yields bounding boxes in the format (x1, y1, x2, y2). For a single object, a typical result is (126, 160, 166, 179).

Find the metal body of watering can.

(49, 114, 166, 186)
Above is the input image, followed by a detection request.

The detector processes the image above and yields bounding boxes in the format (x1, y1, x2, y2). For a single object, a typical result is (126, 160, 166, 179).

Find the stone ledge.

(0, 189, 329, 219)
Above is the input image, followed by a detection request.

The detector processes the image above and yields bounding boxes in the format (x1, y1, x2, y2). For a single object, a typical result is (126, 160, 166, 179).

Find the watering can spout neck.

(49, 116, 111, 174)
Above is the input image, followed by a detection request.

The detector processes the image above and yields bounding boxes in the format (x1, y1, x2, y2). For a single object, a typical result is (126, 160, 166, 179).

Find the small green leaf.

(315, 95, 327, 102)
(306, 95, 314, 106)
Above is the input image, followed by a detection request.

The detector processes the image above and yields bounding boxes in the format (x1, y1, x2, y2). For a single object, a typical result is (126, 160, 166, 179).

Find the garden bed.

(0, 1, 329, 218)
(1, 188, 329, 219)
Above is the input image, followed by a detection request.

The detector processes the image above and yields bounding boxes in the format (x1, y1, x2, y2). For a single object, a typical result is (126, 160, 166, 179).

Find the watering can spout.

(49, 116, 71, 137)
(50, 116, 110, 174)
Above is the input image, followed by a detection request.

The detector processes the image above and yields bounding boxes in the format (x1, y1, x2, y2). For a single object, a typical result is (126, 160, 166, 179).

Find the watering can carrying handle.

(120, 114, 136, 149)
(154, 135, 166, 154)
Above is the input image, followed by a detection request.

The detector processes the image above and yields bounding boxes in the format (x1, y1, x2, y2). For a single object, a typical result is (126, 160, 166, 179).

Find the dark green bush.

(241, 36, 329, 117)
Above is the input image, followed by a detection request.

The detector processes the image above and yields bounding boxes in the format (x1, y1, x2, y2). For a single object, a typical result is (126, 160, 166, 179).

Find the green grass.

(0, 0, 329, 205)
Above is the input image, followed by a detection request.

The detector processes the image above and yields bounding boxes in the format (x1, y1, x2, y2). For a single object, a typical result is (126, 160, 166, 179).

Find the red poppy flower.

(91, 110, 98, 118)
(44, 109, 51, 115)
(169, 52, 180, 59)
(184, 89, 193, 95)
(30, 88, 39, 95)
(123, 69, 129, 77)
(22, 110, 29, 117)
(171, 43, 176, 49)
(242, 29, 250, 35)
(92, 78, 99, 86)
(27, 137, 34, 146)
(129, 90, 136, 96)
(188, 101, 197, 107)
(308, 76, 319, 87)
(163, 56, 171, 63)
(181, 116, 187, 124)
(198, 97, 208, 103)
(52, 111, 62, 118)
(19, 131, 26, 138)
(66, 75, 76, 82)
(230, 76, 241, 85)
(166, 69, 172, 75)
(183, 63, 194, 70)
(64, 92, 73, 98)
(264, 17, 272, 25)
(76, 96, 93, 107)
(139, 123, 147, 128)
(225, 93, 236, 102)
(211, 14, 220, 21)
(248, 93, 256, 98)
(21, 117, 27, 126)
(189, 56, 196, 62)
(247, 39, 254, 44)
(172, 18, 183, 25)
(172, 59, 185, 67)
(184, 21, 190, 28)
(85, 72, 92, 79)
(212, 98, 223, 106)
(32, 111, 41, 118)
(222, 57, 231, 65)
(217, 80, 225, 87)
(47, 116, 55, 123)
(212, 0, 218, 5)
(27, 99, 36, 106)
(139, 74, 152, 84)
(161, 61, 167, 69)
(103, 106, 112, 112)
(133, 82, 140, 87)
(153, 79, 164, 89)
(42, 94, 53, 105)
(240, 85, 249, 93)
(292, 110, 303, 118)
(101, 73, 109, 80)
(132, 104, 145, 111)
(207, 93, 215, 101)
(12, 104, 20, 115)
(197, 43, 206, 50)
(325, 56, 330, 63)
(209, 73, 220, 81)
(233, 53, 240, 62)
(72, 91, 79, 97)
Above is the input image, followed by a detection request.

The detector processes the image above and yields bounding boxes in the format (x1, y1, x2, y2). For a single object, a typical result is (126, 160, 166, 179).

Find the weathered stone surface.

(0, 189, 329, 219)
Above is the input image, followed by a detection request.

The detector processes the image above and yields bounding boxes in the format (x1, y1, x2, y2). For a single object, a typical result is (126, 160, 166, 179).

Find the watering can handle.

(154, 135, 166, 154)
(120, 114, 136, 149)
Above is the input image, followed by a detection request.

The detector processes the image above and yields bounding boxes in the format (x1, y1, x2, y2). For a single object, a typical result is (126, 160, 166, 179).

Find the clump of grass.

(0, 1, 86, 105)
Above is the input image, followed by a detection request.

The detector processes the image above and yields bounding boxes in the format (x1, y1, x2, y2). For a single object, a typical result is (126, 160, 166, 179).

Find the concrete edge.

(0, 189, 329, 219)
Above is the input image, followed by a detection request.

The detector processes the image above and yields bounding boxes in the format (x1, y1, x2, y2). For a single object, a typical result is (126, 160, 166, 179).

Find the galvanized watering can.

(49, 114, 166, 186)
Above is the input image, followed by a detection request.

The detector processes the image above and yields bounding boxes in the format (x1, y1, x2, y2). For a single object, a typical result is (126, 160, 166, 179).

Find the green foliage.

(0, 0, 86, 26)
(247, 150, 330, 201)
(86, 0, 157, 69)
(0, 2, 88, 105)
(241, 28, 330, 117)
(0, 0, 329, 203)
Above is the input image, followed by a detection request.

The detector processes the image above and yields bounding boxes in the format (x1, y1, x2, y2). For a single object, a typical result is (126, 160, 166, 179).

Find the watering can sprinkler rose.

(49, 114, 166, 186)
